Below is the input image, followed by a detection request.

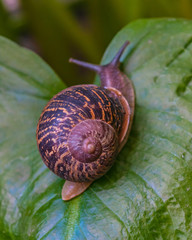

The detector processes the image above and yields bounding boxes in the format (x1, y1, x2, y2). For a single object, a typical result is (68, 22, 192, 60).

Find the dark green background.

(1, 0, 192, 86)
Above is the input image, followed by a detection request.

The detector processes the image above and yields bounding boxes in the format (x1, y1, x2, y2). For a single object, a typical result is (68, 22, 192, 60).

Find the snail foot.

(62, 181, 93, 201)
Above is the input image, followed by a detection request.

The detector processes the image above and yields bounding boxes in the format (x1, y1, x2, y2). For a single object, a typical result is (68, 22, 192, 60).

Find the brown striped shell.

(36, 84, 125, 182)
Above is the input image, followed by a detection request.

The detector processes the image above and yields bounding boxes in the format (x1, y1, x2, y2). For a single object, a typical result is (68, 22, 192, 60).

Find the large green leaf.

(0, 18, 192, 239)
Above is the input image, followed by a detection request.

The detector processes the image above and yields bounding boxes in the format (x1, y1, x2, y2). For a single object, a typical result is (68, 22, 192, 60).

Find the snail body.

(36, 41, 135, 200)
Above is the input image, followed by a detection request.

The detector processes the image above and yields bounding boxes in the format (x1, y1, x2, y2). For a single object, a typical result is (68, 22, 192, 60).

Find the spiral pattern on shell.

(36, 85, 124, 182)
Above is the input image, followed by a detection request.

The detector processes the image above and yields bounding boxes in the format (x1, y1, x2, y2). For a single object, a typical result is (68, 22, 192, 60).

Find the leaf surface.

(0, 19, 192, 239)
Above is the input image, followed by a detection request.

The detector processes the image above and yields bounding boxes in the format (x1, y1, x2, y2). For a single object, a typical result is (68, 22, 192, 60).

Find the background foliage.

(1, 0, 192, 85)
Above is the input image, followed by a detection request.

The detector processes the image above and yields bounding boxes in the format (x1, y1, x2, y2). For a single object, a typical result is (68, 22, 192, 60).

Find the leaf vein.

(89, 187, 131, 239)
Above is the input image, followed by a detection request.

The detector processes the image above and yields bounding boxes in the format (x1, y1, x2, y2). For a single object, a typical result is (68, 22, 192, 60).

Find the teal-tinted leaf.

(0, 19, 192, 239)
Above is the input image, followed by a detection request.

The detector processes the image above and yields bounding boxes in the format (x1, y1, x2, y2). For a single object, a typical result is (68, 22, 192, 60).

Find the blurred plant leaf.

(0, 0, 17, 40)
(20, 0, 100, 86)
(0, 19, 192, 239)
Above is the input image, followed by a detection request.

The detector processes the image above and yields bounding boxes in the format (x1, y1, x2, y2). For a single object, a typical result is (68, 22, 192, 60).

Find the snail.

(36, 41, 135, 201)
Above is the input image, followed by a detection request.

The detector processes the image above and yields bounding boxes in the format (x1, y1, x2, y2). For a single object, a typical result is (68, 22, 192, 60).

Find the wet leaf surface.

(0, 19, 192, 239)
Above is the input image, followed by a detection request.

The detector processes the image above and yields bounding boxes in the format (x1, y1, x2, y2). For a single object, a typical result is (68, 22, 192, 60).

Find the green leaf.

(0, 18, 192, 239)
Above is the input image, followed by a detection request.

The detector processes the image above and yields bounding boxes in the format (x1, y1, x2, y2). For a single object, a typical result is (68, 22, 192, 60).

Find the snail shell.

(36, 41, 135, 200)
(36, 85, 125, 182)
